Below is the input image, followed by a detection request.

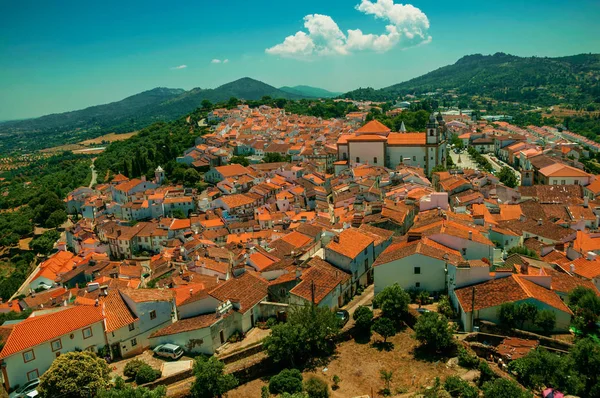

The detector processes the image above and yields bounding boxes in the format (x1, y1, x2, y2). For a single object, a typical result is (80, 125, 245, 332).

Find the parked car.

(153, 344, 184, 360)
(336, 310, 349, 327)
(9, 378, 40, 398)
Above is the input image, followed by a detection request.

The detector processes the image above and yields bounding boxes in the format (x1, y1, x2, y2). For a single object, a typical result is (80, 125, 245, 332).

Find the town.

(1, 97, 600, 397)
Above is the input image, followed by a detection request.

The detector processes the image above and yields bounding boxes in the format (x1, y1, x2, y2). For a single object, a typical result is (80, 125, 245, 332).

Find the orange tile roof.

(387, 133, 426, 145)
(326, 228, 374, 259)
(539, 163, 591, 178)
(0, 306, 105, 359)
(215, 164, 251, 178)
(373, 236, 462, 266)
(280, 231, 312, 248)
(171, 283, 207, 306)
(103, 290, 138, 332)
(249, 252, 276, 271)
(290, 257, 350, 304)
(208, 272, 268, 313)
(355, 120, 391, 134)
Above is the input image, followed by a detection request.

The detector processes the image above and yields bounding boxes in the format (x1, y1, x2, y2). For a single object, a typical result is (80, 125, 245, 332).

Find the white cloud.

(211, 59, 230, 64)
(265, 0, 431, 58)
(223, 59, 229, 63)
(171, 65, 187, 70)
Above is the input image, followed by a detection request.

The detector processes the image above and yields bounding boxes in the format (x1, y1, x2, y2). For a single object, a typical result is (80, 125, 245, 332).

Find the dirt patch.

(80, 132, 138, 145)
(227, 327, 466, 398)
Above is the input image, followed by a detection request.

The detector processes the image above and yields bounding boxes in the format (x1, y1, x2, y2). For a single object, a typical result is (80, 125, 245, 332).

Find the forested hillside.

(344, 53, 600, 106)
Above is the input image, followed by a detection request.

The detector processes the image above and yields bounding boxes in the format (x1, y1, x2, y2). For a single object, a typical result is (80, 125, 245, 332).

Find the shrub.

(332, 375, 340, 390)
(414, 312, 455, 353)
(269, 369, 303, 395)
(477, 361, 496, 387)
(372, 317, 396, 342)
(135, 364, 161, 385)
(304, 376, 329, 398)
(124, 359, 145, 379)
(457, 346, 480, 369)
(266, 317, 278, 328)
(373, 284, 410, 322)
(353, 306, 373, 333)
(261, 385, 270, 398)
(443, 376, 479, 398)
(482, 378, 532, 398)
(438, 295, 455, 319)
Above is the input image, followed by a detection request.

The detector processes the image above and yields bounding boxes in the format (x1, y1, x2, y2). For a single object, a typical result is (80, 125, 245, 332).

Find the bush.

(477, 361, 495, 387)
(534, 309, 556, 333)
(190, 356, 237, 398)
(135, 364, 161, 385)
(482, 378, 532, 398)
(269, 369, 303, 395)
(124, 359, 145, 379)
(266, 318, 278, 328)
(438, 295, 455, 319)
(332, 375, 340, 390)
(304, 376, 329, 398)
(443, 376, 478, 398)
(457, 346, 480, 369)
(372, 317, 396, 342)
(373, 284, 410, 322)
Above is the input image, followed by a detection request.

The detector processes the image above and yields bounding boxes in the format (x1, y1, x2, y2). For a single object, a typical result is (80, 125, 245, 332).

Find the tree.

(443, 376, 478, 398)
(568, 287, 600, 331)
(414, 312, 455, 353)
(38, 351, 111, 398)
(373, 283, 410, 322)
(183, 168, 201, 187)
(261, 386, 270, 398)
(201, 99, 213, 110)
(497, 166, 518, 188)
(570, 338, 600, 395)
(534, 309, 556, 334)
(269, 369, 303, 395)
(332, 375, 340, 391)
(124, 359, 145, 379)
(507, 246, 539, 259)
(98, 381, 166, 398)
(438, 295, 455, 319)
(264, 305, 339, 367)
(498, 302, 518, 329)
(515, 303, 538, 329)
(416, 290, 430, 308)
(29, 230, 61, 255)
(304, 376, 329, 398)
(353, 305, 373, 334)
(229, 156, 249, 166)
(46, 209, 68, 228)
(380, 370, 393, 395)
(190, 356, 238, 398)
(135, 364, 161, 384)
(263, 152, 285, 163)
(372, 317, 396, 342)
(482, 378, 532, 398)
(227, 97, 240, 109)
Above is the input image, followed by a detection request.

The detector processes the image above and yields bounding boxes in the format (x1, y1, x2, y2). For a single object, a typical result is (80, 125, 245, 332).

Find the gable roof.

(326, 228, 375, 259)
(373, 236, 462, 267)
(355, 120, 391, 134)
(0, 306, 104, 359)
(208, 272, 268, 313)
(290, 257, 350, 304)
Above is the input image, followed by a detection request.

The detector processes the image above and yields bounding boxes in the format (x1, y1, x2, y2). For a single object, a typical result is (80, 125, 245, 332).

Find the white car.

(153, 344, 184, 360)
(9, 379, 39, 398)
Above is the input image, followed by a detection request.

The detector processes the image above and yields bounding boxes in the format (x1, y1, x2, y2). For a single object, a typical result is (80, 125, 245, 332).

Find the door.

(220, 330, 225, 344)
(250, 313, 255, 327)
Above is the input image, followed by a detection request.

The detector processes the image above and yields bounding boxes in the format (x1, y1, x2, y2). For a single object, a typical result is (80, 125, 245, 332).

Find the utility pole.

(471, 286, 476, 332)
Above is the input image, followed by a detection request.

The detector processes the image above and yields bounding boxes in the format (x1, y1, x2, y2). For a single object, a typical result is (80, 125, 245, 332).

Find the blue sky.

(1, 0, 599, 120)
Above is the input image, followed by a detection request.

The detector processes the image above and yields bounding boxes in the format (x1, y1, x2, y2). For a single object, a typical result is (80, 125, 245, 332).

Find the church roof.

(355, 120, 391, 135)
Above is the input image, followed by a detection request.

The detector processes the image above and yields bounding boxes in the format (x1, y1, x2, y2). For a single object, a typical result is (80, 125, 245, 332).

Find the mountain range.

(279, 85, 343, 98)
(343, 52, 600, 106)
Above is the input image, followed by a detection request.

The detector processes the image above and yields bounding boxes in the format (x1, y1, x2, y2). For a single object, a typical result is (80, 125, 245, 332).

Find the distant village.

(3, 101, 600, 392)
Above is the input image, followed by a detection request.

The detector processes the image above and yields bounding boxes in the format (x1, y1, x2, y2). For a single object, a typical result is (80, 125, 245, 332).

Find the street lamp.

(443, 253, 450, 294)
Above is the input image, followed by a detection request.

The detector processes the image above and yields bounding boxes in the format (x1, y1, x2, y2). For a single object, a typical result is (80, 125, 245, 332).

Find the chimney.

(407, 232, 422, 243)
(587, 251, 597, 261)
(538, 219, 543, 226)
(468, 231, 473, 240)
(584, 196, 589, 208)
(333, 235, 340, 243)
(521, 260, 529, 275)
(189, 288, 194, 296)
(95, 299, 99, 307)
(570, 263, 575, 274)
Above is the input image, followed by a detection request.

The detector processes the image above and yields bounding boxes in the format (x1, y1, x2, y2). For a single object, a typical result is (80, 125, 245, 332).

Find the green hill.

(344, 52, 600, 106)
(279, 85, 343, 98)
(0, 78, 305, 153)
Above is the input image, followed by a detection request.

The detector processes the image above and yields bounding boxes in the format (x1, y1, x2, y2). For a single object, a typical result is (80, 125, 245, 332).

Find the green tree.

(568, 286, 600, 331)
(29, 230, 61, 255)
(372, 317, 396, 343)
(304, 376, 329, 398)
(497, 166, 518, 188)
(414, 312, 455, 353)
(443, 376, 479, 398)
(98, 382, 166, 397)
(570, 338, 600, 395)
(482, 378, 532, 398)
(172, 209, 187, 219)
(135, 364, 161, 384)
(38, 351, 111, 398)
(353, 306, 373, 334)
(183, 168, 201, 187)
(264, 305, 340, 367)
(46, 209, 68, 228)
(190, 356, 238, 398)
(373, 283, 410, 322)
(380, 370, 393, 395)
(227, 97, 240, 109)
(123, 359, 145, 379)
(229, 156, 249, 166)
(201, 99, 213, 110)
(416, 290, 430, 308)
(263, 153, 285, 163)
(515, 303, 538, 329)
(534, 309, 556, 334)
(269, 369, 303, 395)
(506, 246, 539, 259)
(261, 386, 270, 398)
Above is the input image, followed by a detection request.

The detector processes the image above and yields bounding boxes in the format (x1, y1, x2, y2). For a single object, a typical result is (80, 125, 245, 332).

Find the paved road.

(89, 158, 97, 188)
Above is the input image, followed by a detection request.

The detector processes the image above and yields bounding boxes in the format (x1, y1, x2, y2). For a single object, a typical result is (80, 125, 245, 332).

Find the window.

(23, 350, 35, 363)
(51, 339, 62, 352)
(414, 267, 421, 275)
(131, 338, 137, 347)
(364, 259, 369, 269)
(355, 157, 360, 163)
(429, 129, 434, 136)
(364, 248, 368, 255)
(128, 323, 135, 332)
(412, 156, 416, 162)
(342, 152, 347, 160)
(149, 310, 157, 320)
(574, 180, 579, 185)
(462, 248, 467, 256)
(373, 157, 377, 164)
(82, 327, 93, 339)
(415, 282, 421, 288)
(353, 271, 357, 280)
(423, 156, 426, 161)
(561, 180, 566, 185)
(27, 369, 39, 381)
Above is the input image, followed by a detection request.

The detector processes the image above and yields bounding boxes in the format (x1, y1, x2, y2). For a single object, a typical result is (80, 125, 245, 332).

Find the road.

(483, 154, 521, 184)
(89, 158, 97, 188)
(449, 151, 477, 170)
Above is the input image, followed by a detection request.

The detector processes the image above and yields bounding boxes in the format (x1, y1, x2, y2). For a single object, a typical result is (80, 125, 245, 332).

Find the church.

(336, 113, 448, 175)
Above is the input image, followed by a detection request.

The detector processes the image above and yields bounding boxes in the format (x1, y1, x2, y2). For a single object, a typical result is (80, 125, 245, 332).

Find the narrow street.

(89, 158, 97, 188)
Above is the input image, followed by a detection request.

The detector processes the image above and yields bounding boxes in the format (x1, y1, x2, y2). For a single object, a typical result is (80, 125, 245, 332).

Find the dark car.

(336, 310, 349, 327)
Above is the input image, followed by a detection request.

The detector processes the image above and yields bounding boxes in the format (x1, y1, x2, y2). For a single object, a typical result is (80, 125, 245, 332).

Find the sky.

(1, 0, 600, 120)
